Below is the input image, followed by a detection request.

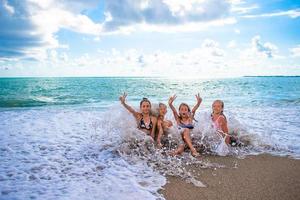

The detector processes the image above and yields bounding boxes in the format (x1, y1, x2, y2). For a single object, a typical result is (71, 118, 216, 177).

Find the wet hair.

(178, 103, 198, 122)
(213, 100, 224, 107)
(159, 102, 167, 108)
(178, 103, 191, 120)
(212, 100, 226, 120)
(157, 103, 167, 119)
(179, 103, 191, 112)
(140, 97, 151, 107)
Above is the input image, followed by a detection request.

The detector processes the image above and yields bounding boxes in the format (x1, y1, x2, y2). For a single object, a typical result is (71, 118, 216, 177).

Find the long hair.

(140, 97, 151, 107)
(212, 100, 226, 120)
(178, 103, 191, 119)
(158, 102, 167, 118)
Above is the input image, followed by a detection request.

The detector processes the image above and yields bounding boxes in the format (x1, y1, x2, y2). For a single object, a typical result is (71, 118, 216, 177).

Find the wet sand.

(161, 154, 300, 200)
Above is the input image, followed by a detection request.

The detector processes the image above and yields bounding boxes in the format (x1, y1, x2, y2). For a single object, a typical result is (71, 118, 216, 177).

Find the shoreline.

(161, 154, 300, 200)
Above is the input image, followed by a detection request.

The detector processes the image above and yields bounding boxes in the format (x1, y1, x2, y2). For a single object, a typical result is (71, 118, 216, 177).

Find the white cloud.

(49, 50, 58, 63)
(59, 52, 69, 62)
(1, 0, 297, 77)
(127, 17, 237, 33)
(201, 39, 225, 57)
(227, 0, 259, 15)
(30, 39, 229, 77)
(227, 40, 237, 48)
(202, 39, 219, 48)
(290, 45, 300, 57)
(249, 35, 279, 58)
(2, 0, 15, 15)
(226, 36, 294, 76)
(243, 9, 300, 19)
(2, 36, 299, 77)
(231, 4, 259, 14)
(28, 1, 103, 38)
(103, 0, 234, 32)
(0, 0, 240, 61)
(0, 0, 103, 61)
(234, 28, 240, 34)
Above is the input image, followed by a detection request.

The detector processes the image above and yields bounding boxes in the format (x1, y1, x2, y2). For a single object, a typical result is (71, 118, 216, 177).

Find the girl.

(168, 94, 202, 157)
(211, 100, 238, 146)
(156, 103, 173, 148)
(119, 93, 157, 139)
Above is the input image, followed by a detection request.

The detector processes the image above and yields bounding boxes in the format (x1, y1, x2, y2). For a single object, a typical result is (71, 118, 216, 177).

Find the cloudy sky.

(0, 0, 299, 77)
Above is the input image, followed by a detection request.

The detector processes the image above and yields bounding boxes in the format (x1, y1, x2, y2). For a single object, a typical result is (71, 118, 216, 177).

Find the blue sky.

(0, 0, 299, 77)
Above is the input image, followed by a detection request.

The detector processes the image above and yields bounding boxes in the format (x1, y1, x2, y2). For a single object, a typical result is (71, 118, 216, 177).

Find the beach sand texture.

(162, 154, 300, 200)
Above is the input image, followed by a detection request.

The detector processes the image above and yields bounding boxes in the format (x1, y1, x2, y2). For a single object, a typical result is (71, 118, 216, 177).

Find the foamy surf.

(1, 101, 298, 199)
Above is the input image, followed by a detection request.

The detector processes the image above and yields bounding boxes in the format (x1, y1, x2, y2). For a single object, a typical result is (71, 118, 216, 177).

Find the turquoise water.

(1, 77, 300, 108)
(0, 77, 300, 199)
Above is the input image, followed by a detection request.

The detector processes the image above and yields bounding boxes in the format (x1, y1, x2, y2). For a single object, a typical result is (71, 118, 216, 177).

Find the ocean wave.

(0, 104, 299, 199)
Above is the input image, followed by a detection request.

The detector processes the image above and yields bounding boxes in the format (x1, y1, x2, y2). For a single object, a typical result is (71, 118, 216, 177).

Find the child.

(168, 94, 202, 157)
(211, 100, 238, 146)
(119, 93, 157, 139)
(156, 103, 173, 148)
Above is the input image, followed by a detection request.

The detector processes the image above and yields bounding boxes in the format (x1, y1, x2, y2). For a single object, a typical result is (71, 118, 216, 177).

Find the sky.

(0, 0, 300, 77)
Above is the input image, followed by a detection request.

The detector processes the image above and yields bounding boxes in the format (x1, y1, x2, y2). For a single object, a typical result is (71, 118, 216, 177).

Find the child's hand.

(168, 94, 177, 105)
(195, 93, 202, 104)
(119, 92, 127, 104)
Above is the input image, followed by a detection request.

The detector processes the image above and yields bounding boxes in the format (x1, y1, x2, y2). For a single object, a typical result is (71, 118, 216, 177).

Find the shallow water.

(1, 77, 300, 199)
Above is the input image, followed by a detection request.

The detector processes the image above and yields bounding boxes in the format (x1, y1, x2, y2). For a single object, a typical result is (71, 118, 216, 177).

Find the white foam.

(0, 107, 166, 199)
(0, 104, 299, 199)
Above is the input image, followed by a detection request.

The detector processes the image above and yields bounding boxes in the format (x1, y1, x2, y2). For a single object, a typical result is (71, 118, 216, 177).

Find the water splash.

(0, 102, 298, 199)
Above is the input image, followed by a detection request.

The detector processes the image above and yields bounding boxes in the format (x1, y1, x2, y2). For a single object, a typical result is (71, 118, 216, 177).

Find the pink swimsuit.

(212, 115, 226, 138)
(212, 115, 223, 130)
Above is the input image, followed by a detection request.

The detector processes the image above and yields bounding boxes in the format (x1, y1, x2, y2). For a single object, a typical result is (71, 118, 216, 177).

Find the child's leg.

(225, 134, 232, 144)
(225, 135, 231, 145)
(156, 131, 163, 148)
(170, 144, 185, 156)
(182, 129, 199, 156)
(225, 135, 239, 146)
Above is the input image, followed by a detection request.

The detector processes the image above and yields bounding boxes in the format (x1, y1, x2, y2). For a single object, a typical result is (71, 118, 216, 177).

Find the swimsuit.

(211, 114, 239, 147)
(178, 123, 194, 130)
(177, 121, 194, 135)
(139, 117, 153, 130)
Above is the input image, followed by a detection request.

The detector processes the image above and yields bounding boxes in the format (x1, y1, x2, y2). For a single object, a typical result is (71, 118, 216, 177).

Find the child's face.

(159, 105, 167, 116)
(212, 101, 223, 114)
(140, 101, 151, 114)
(179, 105, 189, 117)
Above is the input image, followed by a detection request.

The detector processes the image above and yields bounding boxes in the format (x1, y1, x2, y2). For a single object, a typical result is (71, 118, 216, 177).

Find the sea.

(0, 77, 299, 199)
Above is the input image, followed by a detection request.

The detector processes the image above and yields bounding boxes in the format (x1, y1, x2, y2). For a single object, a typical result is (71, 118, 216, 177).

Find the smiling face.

(179, 103, 190, 118)
(212, 100, 224, 115)
(140, 101, 151, 114)
(159, 104, 167, 116)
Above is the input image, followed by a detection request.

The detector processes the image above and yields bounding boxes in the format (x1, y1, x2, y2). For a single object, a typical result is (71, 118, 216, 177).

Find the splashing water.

(0, 105, 235, 199)
(1, 77, 300, 199)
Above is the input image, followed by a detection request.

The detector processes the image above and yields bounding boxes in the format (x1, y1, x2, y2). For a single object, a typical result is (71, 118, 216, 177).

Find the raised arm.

(191, 93, 202, 117)
(168, 95, 179, 121)
(119, 92, 139, 118)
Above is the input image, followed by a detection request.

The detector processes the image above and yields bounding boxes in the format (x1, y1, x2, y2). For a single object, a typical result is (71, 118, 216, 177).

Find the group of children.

(119, 93, 237, 157)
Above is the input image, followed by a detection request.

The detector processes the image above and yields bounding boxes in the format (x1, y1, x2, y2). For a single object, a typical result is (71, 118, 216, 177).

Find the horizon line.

(0, 75, 300, 79)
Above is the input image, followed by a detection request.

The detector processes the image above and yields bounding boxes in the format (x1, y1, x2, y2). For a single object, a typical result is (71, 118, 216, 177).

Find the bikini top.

(139, 117, 153, 130)
(178, 119, 194, 129)
(178, 123, 194, 129)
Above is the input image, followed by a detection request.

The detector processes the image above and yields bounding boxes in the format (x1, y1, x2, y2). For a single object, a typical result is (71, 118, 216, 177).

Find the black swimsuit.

(139, 117, 153, 130)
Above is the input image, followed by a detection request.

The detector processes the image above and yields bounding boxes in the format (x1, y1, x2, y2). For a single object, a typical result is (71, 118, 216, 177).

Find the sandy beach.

(161, 154, 300, 200)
